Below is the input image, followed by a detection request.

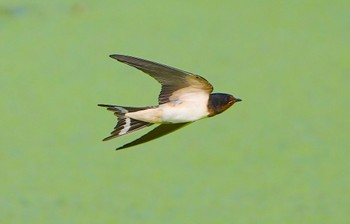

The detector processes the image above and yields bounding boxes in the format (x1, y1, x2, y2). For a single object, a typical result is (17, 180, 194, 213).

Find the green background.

(1, 1, 349, 223)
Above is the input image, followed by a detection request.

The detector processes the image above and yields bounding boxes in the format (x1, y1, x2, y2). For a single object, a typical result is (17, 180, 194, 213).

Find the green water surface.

(1, 1, 349, 223)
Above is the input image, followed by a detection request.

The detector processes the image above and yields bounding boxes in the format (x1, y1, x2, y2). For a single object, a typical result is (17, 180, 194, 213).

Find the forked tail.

(98, 104, 154, 141)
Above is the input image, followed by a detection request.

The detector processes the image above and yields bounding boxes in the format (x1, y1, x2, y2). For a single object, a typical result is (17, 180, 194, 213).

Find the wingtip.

(109, 54, 124, 61)
(116, 142, 135, 150)
(116, 145, 127, 150)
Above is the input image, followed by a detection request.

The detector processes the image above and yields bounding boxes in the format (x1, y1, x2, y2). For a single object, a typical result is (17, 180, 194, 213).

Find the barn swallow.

(99, 55, 241, 150)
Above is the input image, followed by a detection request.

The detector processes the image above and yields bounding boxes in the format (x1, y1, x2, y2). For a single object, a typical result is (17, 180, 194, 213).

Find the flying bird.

(99, 55, 241, 150)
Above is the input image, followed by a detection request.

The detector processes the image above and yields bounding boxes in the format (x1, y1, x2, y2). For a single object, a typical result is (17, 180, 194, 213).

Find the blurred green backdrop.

(1, 0, 349, 223)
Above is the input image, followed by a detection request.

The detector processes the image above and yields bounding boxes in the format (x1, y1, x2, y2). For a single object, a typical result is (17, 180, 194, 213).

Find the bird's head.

(207, 93, 241, 117)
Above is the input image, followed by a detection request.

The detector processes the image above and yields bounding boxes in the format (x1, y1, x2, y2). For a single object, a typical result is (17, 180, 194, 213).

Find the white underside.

(126, 90, 210, 123)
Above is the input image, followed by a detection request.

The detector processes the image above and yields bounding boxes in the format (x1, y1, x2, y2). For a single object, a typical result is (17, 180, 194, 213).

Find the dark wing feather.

(110, 55, 213, 104)
(116, 123, 190, 150)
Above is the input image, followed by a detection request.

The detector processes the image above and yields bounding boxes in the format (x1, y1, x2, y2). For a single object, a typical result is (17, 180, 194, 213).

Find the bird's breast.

(126, 91, 210, 124)
(159, 92, 210, 123)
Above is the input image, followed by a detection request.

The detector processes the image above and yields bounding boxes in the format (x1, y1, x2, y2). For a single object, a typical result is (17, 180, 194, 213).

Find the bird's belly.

(159, 101, 209, 123)
(126, 92, 210, 124)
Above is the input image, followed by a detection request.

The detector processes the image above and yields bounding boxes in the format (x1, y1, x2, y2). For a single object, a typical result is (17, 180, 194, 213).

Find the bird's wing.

(110, 55, 213, 104)
(116, 123, 190, 150)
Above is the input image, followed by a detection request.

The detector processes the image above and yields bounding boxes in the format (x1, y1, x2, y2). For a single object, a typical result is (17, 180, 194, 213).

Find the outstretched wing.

(116, 123, 190, 150)
(110, 54, 213, 104)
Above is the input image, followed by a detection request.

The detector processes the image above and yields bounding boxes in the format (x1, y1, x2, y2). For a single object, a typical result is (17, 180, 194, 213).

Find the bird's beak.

(235, 98, 242, 102)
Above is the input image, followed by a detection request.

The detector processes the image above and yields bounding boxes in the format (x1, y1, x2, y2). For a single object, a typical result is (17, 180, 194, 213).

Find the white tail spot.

(119, 117, 131, 135)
